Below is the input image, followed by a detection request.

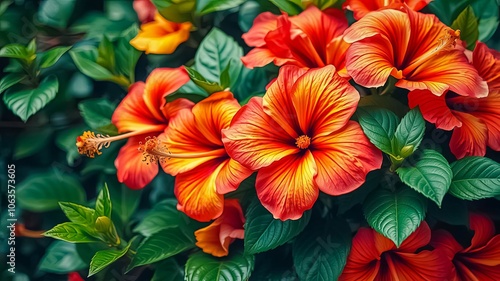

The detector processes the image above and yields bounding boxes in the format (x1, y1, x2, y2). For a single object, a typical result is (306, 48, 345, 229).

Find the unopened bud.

(399, 145, 415, 158)
(95, 216, 112, 233)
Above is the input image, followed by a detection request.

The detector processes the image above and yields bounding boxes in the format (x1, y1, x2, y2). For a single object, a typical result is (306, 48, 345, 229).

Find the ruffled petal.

(162, 98, 194, 120)
(449, 112, 488, 159)
(222, 97, 299, 170)
(175, 159, 225, 222)
(430, 230, 464, 260)
(241, 47, 276, 69)
(115, 135, 159, 189)
(263, 65, 307, 138)
(472, 41, 500, 90)
(467, 213, 496, 250)
(390, 250, 451, 281)
(312, 121, 382, 195)
(291, 66, 360, 137)
(215, 158, 253, 194)
(463, 235, 500, 267)
(408, 90, 462, 130)
(242, 12, 279, 47)
(255, 151, 318, 220)
(144, 67, 190, 120)
(398, 221, 432, 252)
(112, 82, 166, 133)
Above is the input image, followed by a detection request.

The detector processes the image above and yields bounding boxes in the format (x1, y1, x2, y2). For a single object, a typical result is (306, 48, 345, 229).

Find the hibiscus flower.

(343, 0, 432, 20)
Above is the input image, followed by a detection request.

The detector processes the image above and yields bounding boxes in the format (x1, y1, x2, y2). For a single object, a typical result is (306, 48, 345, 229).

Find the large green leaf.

(44, 222, 100, 243)
(393, 107, 425, 157)
(185, 66, 224, 94)
(38, 241, 88, 274)
(185, 250, 255, 281)
(115, 24, 141, 80)
(59, 202, 96, 226)
(70, 48, 129, 86)
(3, 75, 59, 122)
(451, 6, 479, 50)
(78, 98, 118, 135)
(195, 28, 243, 89)
(196, 0, 245, 15)
(397, 150, 452, 207)
(449, 156, 500, 200)
(89, 242, 131, 276)
(0, 43, 30, 60)
(96, 36, 116, 72)
(364, 188, 427, 247)
(292, 218, 351, 281)
(105, 177, 142, 224)
(133, 199, 191, 237)
(356, 107, 399, 155)
(39, 46, 71, 68)
(152, 258, 184, 281)
(17, 172, 86, 212)
(95, 183, 112, 218)
(244, 199, 311, 254)
(128, 227, 196, 270)
(0, 73, 26, 94)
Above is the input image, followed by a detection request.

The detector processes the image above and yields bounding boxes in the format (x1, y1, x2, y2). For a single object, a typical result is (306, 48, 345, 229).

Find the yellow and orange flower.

(343, 0, 432, 20)
(130, 12, 192, 54)
(408, 42, 500, 158)
(133, 0, 156, 23)
(340, 222, 450, 281)
(142, 91, 252, 221)
(76, 67, 192, 189)
(222, 65, 382, 220)
(343, 8, 488, 97)
(241, 6, 350, 75)
(431, 213, 500, 281)
(194, 199, 245, 257)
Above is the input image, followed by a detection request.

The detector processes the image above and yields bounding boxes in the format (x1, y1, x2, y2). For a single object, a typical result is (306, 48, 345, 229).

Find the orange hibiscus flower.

(343, 8, 488, 97)
(140, 91, 253, 221)
(339, 222, 450, 281)
(431, 213, 500, 281)
(130, 12, 192, 54)
(241, 6, 350, 75)
(76, 67, 192, 189)
(222, 65, 382, 220)
(408, 42, 500, 158)
(343, 0, 432, 20)
(194, 199, 245, 257)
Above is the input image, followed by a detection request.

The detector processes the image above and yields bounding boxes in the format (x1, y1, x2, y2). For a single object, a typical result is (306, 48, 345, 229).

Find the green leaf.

(56, 125, 87, 166)
(88, 242, 131, 276)
(44, 222, 100, 243)
(269, 0, 303, 15)
(70, 48, 129, 87)
(358, 94, 409, 118)
(152, 0, 196, 23)
(244, 199, 311, 254)
(128, 228, 196, 270)
(59, 202, 96, 226)
(449, 156, 500, 200)
(39, 46, 71, 68)
(152, 259, 184, 281)
(185, 66, 223, 95)
(3, 75, 59, 122)
(195, 28, 243, 89)
(220, 61, 231, 89)
(96, 36, 116, 71)
(115, 24, 141, 79)
(106, 177, 142, 224)
(0, 43, 29, 60)
(292, 217, 351, 281)
(356, 107, 399, 155)
(364, 187, 427, 247)
(96, 183, 112, 218)
(232, 66, 269, 102)
(17, 172, 86, 212)
(397, 150, 453, 207)
(0, 73, 27, 94)
(196, 0, 245, 15)
(13, 127, 53, 160)
(393, 107, 425, 157)
(238, 1, 261, 32)
(185, 250, 255, 281)
(38, 241, 87, 274)
(78, 98, 118, 135)
(37, 0, 76, 28)
(451, 6, 479, 50)
(133, 199, 193, 237)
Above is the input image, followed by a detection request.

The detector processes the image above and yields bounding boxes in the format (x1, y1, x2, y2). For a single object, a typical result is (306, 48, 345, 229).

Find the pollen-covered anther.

(76, 131, 110, 158)
(435, 29, 461, 52)
(295, 135, 311, 149)
(138, 136, 171, 165)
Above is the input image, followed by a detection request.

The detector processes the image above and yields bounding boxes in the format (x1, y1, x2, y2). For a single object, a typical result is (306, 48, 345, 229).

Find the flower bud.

(399, 145, 415, 158)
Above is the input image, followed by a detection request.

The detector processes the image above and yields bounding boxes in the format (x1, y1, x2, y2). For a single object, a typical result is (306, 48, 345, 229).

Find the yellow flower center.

(295, 135, 311, 149)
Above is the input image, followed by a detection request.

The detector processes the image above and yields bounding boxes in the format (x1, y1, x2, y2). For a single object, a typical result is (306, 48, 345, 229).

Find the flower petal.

(175, 159, 225, 222)
(255, 151, 318, 220)
(408, 90, 462, 130)
(463, 235, 500, 267)
(115, 136, 159, 189)
(391, 250, 451, 281)
(467, 213, 496, 250)
(430, 230, 464, 261)
(241, 47, 277, 69)
(144, 67, 190, 120)
(292, 66, 360, 137)
(472, 41, 500, 90)
(312, 121, 382, 195)
(222, 97, 299, 170)
(242, 12, 279, 47)
(449, 112, 488, 159)
(398, 221, 432, 252)
(215, 158, 253, 194)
